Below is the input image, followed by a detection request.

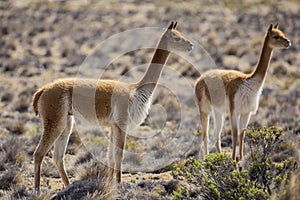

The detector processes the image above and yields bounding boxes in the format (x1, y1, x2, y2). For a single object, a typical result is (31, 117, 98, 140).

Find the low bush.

(171, 127, 298, 200)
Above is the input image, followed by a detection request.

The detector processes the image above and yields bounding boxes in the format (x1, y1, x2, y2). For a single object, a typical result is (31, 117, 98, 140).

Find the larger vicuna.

(195, 24, 290, 160)
(32, 22, 193, 192)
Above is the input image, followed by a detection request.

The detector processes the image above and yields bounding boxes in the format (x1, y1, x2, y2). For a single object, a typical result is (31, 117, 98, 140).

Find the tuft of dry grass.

(272, 133, 300, 162)
(75, 151, 93, 165)
(0, 136, 26, 168)
(0, 169, 23, 190)
(2, 185, 49, 200)
(41, 157, 60, 178)
(76, 161, 105, 181)
(52, 162, 116, 200)
(4, 120, 26, 135)
(0, 92, 13, 103)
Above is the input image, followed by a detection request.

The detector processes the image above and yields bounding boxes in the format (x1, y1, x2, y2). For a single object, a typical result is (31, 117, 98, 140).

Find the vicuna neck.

(249, 35, 273, 85)
(137, 37, 170, 91)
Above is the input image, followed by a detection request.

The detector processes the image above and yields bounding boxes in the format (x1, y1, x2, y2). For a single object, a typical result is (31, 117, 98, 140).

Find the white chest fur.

(233, 78, 263, 115)
(127, 88, 153, 131)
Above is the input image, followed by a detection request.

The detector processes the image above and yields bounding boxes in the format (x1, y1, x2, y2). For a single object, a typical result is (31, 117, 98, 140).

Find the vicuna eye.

(274, 35, 280, 40)
(174, 37, 181, 41)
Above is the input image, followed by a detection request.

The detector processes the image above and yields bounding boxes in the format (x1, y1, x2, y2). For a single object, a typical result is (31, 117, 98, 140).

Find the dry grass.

(272, 133, 300, 162)
(0, 136, 26, 168)
(75, 161, 106, 181)
(0, 169, 23, 190)
(1, 185, 50, 200)
(3, 119, 25, 135)
(75, 151, 93, 165)
(52, 162, 116, 200)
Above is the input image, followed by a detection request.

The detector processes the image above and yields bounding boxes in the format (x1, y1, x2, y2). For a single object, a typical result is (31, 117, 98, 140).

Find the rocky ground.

(0, 0, 299, 199)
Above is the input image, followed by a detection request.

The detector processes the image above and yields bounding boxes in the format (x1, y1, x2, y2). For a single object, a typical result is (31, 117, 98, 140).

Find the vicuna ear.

(268, 24, 273, 34)
(274, 23, 279, 29)
(168, 22, 174, 30)
(173, 21, 178, 29)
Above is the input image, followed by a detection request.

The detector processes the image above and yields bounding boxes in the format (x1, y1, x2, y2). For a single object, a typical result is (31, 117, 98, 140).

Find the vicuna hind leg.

(34, 116, 68, 192)
(53, 116, 74, 187)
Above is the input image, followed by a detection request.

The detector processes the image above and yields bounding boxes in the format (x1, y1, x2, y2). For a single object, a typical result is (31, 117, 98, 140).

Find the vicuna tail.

(32, 88, 44, 116)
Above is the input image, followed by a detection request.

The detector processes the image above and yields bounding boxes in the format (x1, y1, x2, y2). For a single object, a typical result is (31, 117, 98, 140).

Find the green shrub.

(172, 155, 269, 200)
(247, 127, 298, 193)
(171, 127, 298, 200)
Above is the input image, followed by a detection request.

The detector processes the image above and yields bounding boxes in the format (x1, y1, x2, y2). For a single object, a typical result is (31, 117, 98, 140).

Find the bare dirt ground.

(0, 0, 299, 199)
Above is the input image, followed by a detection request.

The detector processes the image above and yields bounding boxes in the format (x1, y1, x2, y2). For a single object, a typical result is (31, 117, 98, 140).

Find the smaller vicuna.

(194, 24, 291, 160)
(32, 22, 193, 192)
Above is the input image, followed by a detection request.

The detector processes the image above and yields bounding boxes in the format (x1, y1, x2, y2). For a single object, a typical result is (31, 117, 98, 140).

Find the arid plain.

(0, 0, 299, 199)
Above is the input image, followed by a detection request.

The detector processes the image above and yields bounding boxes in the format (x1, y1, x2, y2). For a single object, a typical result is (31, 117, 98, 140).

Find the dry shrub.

(52, 162, 116, 200)
(26, 133, 41, 156)
(124, 151, 143, 167)
(75, 151, 93, 165)
(0, 169, 23, 190)
(76, 161, 105, 180)
(4, 120, 25, 135)
(65, 131, 83, 156)
(119, 179, 176, 200)
(41, 158, 60, 178)
(12, 98, 29, 113)
(11, 87, 35, 113)
(1, 92, 13, 103)
(1, 185, 49, 200)
(0, 137, 26, 167)
(272, 134, 299, 162)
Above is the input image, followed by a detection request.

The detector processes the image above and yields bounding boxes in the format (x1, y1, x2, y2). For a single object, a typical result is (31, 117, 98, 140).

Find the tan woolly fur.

(194, 24, 290, 160)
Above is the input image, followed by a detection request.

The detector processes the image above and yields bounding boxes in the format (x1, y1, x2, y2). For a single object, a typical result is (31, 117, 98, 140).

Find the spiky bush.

(171, 127, 298, 200)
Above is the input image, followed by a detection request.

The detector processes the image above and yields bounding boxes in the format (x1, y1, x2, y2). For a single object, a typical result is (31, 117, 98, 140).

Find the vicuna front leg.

(113, 126, 126, 183)
(200, 112, 210, 155)
(212, 110, 224, 153)
(53, 116, 73, 187)
(230, 114, 239, 160)
(238, 114, 251, 160)
(108, 130, 115, 179)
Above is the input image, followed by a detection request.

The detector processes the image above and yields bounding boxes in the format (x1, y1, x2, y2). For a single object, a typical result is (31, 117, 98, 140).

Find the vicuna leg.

(238, 114, 251, 160)
(108, 128, 115, 179)
(200, 112, 210, 155)
(230, 114, 239, 160)
(212, 110, 224, 153)
(53, 116, 73, 187)
(34, 117, 67, 192)
(113, 126, 126, 183)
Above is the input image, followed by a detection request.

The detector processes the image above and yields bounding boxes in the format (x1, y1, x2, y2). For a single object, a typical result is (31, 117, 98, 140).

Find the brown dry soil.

(0, 0, 299, 199)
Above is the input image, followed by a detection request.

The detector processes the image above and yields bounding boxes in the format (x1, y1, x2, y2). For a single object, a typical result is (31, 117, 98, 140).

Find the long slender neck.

(137, 38, 170, 91)
(249, 35, 273, 85)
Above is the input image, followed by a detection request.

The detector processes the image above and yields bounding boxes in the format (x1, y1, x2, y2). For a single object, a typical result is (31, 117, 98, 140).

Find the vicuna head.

(267, 23, 291, 49)
(160, 21, 193, 52)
